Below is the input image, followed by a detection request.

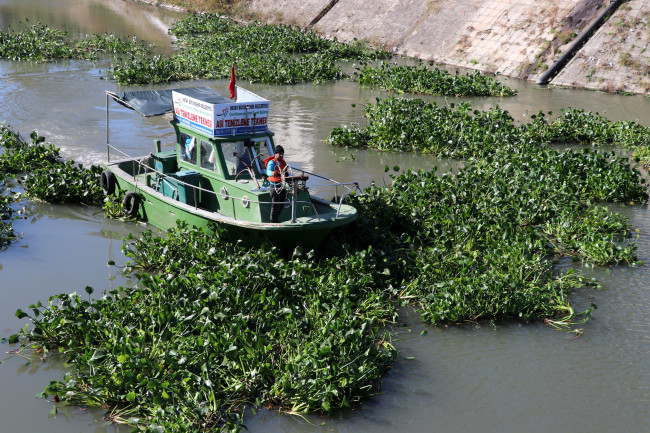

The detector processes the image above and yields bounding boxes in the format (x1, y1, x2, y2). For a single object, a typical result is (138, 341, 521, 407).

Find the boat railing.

(107, 144, 324, 223)
(289, 166, 361, 217)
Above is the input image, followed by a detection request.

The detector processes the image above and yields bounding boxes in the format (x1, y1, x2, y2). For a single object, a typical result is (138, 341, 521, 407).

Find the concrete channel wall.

(553, 0, 650, 94)
(247, 0, 649, 94)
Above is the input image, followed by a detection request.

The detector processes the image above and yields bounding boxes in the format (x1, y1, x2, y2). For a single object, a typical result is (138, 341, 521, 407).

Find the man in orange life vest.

(264, 145, 290, 223)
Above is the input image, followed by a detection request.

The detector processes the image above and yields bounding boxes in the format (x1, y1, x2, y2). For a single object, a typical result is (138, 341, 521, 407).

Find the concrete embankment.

(246, 0, 649, 94)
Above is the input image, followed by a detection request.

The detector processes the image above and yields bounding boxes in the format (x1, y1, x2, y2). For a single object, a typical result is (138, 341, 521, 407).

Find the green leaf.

(126, 391, 136, 402)
(88, 350, 106, 366)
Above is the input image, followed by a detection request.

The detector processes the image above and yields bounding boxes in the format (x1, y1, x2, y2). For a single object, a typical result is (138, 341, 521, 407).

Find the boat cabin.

(107, 86, 314, 225)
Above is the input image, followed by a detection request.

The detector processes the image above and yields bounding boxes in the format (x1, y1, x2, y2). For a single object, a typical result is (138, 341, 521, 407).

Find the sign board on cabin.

(172, 87, 270, 137)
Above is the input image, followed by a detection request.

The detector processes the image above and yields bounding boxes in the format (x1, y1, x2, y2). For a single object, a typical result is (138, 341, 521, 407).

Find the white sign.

(172, 87, 270, 137)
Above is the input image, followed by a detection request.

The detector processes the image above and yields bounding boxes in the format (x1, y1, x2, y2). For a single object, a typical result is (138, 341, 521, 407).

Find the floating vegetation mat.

(0, 15, 388, 85)
(521, 107, 650, 149)
(11, 226, 398, 432)
(6, 123, 648, 431)
(112, 13, 390, 85)
(0, 21, 149, 62)
(0, 124, 105, 248)
(355, 62, 517, 97)
(329, 99, 518, 157)
(0, 184, 17, 249)
(329, 98, 650, 159)
(0, 124, 104, 205)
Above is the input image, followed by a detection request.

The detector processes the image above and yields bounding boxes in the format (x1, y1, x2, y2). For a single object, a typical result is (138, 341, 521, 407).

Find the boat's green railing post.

(291, 181, 298, 223)
(106, 93, 110, 162)
(155, 139, 162, 153)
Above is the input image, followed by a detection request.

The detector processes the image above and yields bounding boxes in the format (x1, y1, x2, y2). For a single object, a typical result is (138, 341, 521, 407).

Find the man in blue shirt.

(264, 145, 290, 223)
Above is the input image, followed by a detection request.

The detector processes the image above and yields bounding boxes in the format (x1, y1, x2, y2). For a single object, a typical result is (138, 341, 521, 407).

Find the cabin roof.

(106, 87, 230, 117)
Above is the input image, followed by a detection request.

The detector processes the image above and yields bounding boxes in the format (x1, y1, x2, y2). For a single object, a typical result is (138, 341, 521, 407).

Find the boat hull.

(105, 159, 357, 250)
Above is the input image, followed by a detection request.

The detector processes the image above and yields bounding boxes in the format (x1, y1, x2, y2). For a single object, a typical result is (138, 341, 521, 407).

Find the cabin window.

(252, 138, 271, 173)
(179, 133, 197, 165)
(221, 141, 252, 176)
(199, 140, 217, 171)
(260, 137, 274, 158)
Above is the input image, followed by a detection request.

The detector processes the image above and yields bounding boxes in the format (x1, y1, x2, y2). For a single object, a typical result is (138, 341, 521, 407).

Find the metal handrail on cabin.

(105, 143, 341, 223)
(289, 166, 361, 217)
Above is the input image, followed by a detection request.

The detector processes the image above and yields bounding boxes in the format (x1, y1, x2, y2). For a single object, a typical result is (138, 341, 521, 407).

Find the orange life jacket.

(264, 155, 287, 183)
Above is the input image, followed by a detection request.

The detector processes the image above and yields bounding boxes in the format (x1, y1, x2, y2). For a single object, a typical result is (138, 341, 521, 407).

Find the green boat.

(101, 86, 358, 249)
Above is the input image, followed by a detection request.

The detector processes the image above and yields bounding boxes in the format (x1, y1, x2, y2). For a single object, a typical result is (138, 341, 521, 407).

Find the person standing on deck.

(264, 145, 290, 223)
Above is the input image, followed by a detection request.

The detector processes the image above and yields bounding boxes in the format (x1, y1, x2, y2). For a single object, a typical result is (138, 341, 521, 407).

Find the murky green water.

(0, 1, 648, 432)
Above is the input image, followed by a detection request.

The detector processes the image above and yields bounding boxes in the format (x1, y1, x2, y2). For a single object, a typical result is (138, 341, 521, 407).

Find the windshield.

(221, 137, 270, 177)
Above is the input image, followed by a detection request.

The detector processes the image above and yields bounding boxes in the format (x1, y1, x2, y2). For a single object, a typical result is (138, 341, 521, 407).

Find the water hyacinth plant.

(521, 107, 650, 148)
(0, 124, 104, 205)
(0, 124, 22, 248)
(344, 144, 645, 323)
(9, 135, 645, 430)
(328, 98, 522, 158)
(0, 129, 61, 173)
(0, 21, 149, 62)
(0, 23, 77, 62)
(112, 13, 390, 85)
(329, 97, 650, 161)
(169, 14, 386, 61)
(102, 190, 140, 220)
(22, 161, 104, 205)
(356, 62, 517, 97)
(0, 183, 18, 249)
(13, 224, 398, 432)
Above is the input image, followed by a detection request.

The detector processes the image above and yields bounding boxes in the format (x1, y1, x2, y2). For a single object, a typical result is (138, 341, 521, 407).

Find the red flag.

(229, 64, 236, 99)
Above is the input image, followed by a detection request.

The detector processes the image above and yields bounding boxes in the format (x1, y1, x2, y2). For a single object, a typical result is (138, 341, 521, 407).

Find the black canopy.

(106, 86, 231, 117)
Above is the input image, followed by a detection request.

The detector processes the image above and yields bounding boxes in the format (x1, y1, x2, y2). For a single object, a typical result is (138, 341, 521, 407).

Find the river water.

(0, 1, 648, 432)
